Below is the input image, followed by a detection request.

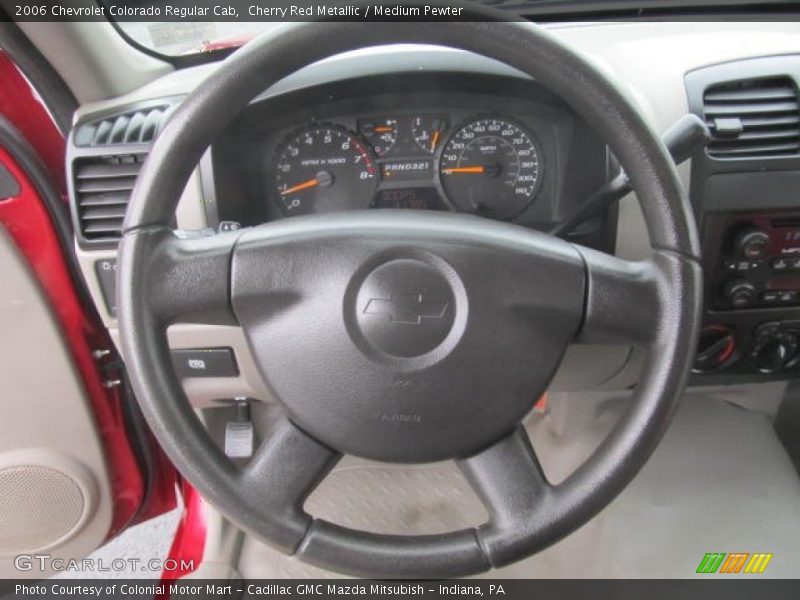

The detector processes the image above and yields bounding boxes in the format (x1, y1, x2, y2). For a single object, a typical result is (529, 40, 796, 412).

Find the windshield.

(113, 22, 275, 56)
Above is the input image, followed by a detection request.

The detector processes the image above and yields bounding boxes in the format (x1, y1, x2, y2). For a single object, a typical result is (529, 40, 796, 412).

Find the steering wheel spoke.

(573, 245, 665, 345)
(458, 427, 551, 530)
(123, 227, 241, 326)
(242, 418, 341, 519)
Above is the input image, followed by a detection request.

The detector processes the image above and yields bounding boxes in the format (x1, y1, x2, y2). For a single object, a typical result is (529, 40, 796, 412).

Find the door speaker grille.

(0, 465, 85, 554)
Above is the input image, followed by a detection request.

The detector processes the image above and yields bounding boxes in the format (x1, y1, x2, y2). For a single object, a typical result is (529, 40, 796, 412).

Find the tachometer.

(274, 125, 377, 216)
(439, 117, 541, 220)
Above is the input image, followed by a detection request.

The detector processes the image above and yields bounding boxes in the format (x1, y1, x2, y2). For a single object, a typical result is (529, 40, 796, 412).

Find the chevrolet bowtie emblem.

(363, 293, 450, 325)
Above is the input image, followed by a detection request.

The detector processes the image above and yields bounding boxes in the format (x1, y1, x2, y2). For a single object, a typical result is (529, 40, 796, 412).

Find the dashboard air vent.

(74, 105, 171, 146)
(703, 77, 800, 159)
(73, 154, 145, 242)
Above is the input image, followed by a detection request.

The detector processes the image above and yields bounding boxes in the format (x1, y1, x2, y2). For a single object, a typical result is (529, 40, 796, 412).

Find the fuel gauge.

(359, 118, 398, 156)
(412, 116, 447, 154)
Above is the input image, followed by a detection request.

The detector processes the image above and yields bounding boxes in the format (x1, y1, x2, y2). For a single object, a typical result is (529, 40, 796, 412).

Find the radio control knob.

(724, 279, 757, 308)
(735, 228, 769, 259)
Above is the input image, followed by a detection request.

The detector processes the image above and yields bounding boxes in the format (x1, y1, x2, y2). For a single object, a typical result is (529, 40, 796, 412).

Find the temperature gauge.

(412, 116, 447, 154)
(359, 118, 398, 156)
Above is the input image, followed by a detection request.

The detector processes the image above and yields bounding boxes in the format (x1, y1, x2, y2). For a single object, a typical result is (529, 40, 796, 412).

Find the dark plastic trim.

(67, 95, 185, 250)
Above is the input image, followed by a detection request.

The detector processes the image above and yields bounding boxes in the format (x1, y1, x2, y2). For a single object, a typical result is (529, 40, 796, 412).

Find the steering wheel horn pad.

(352, 256, 457, 359)
(230, 212, 584, 463)
(118, 19, 702, 578)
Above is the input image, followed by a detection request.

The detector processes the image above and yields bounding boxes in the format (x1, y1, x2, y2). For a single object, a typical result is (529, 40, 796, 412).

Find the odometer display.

(274, 126, 377, 216)
(439, 117, 541, 220)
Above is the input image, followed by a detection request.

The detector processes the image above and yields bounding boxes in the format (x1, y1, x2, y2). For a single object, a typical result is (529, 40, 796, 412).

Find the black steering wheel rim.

(118, 19, 702, 578)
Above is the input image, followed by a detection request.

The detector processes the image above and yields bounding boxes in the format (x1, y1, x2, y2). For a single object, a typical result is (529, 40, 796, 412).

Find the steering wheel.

(118, 20, 701, 578)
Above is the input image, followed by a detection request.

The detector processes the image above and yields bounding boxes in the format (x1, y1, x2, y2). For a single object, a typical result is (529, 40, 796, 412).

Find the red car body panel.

(0, 52, 66, 194)
(161, 482, 206, 580)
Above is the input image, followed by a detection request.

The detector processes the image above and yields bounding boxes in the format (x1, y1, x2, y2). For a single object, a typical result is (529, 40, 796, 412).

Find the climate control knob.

(749, 323, 800, 374)
(735, 228, 769, 259)
(723, 278, 757, 308)
(693, 324, 736, 373)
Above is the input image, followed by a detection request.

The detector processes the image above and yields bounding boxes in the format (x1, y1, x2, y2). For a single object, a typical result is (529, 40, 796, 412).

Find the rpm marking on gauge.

(274, 125, 377, 215)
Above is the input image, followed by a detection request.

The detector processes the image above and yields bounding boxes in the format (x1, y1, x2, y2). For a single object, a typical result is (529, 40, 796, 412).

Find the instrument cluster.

(271, 113, 543, 221)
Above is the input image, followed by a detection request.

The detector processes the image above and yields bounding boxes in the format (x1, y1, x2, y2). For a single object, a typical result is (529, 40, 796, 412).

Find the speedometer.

(439, 117, 542, 220)
(274, 125, 377, 216)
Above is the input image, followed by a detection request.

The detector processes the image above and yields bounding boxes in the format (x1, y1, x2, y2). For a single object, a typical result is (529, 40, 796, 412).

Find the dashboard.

(209, 73, 612, 249)
(65, 23, 800, 404)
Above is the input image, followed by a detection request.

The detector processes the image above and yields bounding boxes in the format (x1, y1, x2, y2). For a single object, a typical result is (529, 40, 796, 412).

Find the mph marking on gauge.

(439, 116, 542, 220)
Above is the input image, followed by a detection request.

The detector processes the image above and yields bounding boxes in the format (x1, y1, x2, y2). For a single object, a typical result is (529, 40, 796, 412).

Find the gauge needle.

(280, 178, 319, 195)
(430, 130, 441, 152)
(442, 165, 486, 175)
(280, 171, 333, 195)
(373, 126, 394, 133)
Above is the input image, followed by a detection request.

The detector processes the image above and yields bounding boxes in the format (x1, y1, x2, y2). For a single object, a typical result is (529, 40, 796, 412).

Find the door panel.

(0, 224, 112, 577)
(0, 138, 148, 540)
